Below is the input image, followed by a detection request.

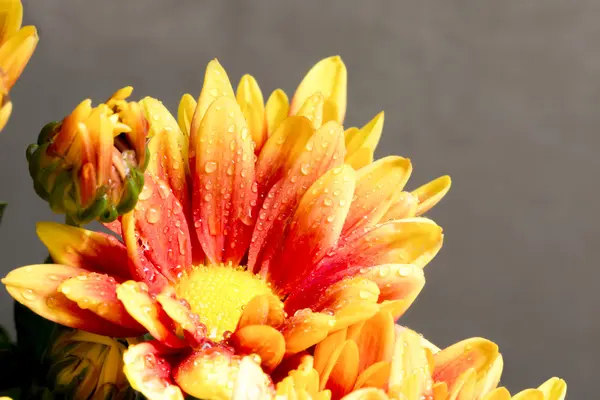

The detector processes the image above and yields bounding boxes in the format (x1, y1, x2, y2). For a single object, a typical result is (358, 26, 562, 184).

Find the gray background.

(1, 0, 597, 397)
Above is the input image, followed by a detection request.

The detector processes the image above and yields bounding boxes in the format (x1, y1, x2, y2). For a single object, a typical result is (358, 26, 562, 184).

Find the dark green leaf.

(14, 301, 58, 364)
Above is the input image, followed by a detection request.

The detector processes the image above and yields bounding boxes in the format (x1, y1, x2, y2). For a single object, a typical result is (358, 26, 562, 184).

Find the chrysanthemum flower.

(314, 318, 567, 400)
(0, 0, 38, 131)
(3, 56, 450, 399)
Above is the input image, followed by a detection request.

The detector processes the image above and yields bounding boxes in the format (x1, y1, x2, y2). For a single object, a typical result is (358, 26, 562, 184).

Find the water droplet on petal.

(146, 207, 161, 224)
(204, 161, 217, 174)
(300, 164, 310, 175)
(21, 289, 37, 301)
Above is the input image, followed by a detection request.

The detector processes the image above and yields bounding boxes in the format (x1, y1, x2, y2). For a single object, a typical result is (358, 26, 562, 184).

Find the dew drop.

(21, 289, 36, 301)
(204, 193, 213, 201)
(204, 161, 217, 174)
(146, 207, 160, 224)
(228, 124, 235, 133)
(300, 164, 310, 175)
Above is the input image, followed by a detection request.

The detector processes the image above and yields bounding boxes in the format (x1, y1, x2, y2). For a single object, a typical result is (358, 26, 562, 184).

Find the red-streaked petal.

(269, 165, 356, 294)
(123, 341, 184, 400)
(116, 281, 186, 348)
(58, 272, 144, 331)
(121, 212, 168, 290)
(2, 264, 138, 337)
(290, 56, 347, 124)
(173, 347, 274, 399)
(192, 96, 257, 265)
(255, 116, 314, 195)
(249, 120, 346, 274)
(124, 173, 193, 283)
(344, 112, 385, 170)
(538, 377, 567, 400)
(354, 310, 395, 374)
(282, 310, 335, 355)
(37, 221, 131, 280)
(433, 338, 499, 389)
(388, 327, 433, 400)
(286, 276, 379, 331)
(142, 97, 191, 210)
(237, 74, 266, 151)
(265, 89, 289, 137)
(361, 264, 425, 319)
(156, 292, 206, 346)
(342, 156, 412, 236)
(230, 324, 285, 372)
(237, 293, 285, 329)
(412, 175, 452, 216)
(0, 25, 38, 90)
(296, 92, 324, 129)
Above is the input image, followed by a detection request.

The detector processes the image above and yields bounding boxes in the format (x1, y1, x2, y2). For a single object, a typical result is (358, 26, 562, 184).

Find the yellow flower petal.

(265, 88, 289, 137)
(342, 156, 412, 235)
(345, 112, 384, 170)
(381, 192, 418, 221)
(341, 388, 389, 400)
(237, 293, 285, 329)
(448, 368, 477, 400)
(353, 361, 391, 391)
(512, 389, 545, 400)
(291, 56, 347, 124)
(354, 310, 395, 374)
(296, 92, 324, 129)
(0, 99, 12, 130)
(236, 74, 266, 150)
(482, 387, 512, 400)
(177, 93, 196, 137)
(282, 311, 334, 355)
(538, 377, 567, 400)
(0, 0, 22, 44)
(388, 327, 433, 400)
(325, 340, 360, 399)
(475, 354, 504, 398)
(230, 324, 285, 372)
(412, 175, 452, 216)
(0, 25, 37, 89)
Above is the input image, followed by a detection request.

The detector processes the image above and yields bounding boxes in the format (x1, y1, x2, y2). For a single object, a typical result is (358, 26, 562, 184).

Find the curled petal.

(123, 341, 184, 400)
(265, 88, 289, 137)
(237, 293, 285, 329)
(475, 354, 504, 398)
(412, 175, 452, 216)
(538, 377, 567, 400)
(123, 174, 192, 283)
(342, 156, 412, 235)
(282, 310, 335, 355)
(290, 56, 347, 124)
(156, 292, 206, 345)
(270, 165, 356, 294)
(249, 120, 346, 274)
(177, 93, 196, 137)
(142, 97, 190, 207)
(381, 192, 418, 221)
(237, 74, 266, 151)
(192, 96, 257, 265)
(295, 92, 324, 129)
(2, 264, 137, 336)
(449, 369, 477, 400)
(388, 327, 433, 400)
(345, 112, 384, 170)
(314, 329, 347, 377)
(433, 337, 499, 389)
(174, 348, 274, 399)
(360, 264, 425, 319)
(0, 25, 38, 89)
(230, 324, 285, 372)
(0, 99, 12, 131)
(58, 272, 144, 331)
(116, 281, 185, 348)
(37, 221, 131, 280)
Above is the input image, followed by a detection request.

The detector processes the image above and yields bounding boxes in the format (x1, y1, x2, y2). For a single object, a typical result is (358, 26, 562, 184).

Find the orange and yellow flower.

(3, 56, 451, 399)
(0, 0, 38, 130)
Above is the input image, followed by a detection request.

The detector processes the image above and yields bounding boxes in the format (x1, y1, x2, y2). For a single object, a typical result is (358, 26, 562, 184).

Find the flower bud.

(26, 87, 149, 225)
(43, 329, 135, 400)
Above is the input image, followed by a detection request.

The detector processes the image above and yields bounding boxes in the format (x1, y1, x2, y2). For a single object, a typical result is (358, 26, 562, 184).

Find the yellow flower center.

(174, 264, 272, 340)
